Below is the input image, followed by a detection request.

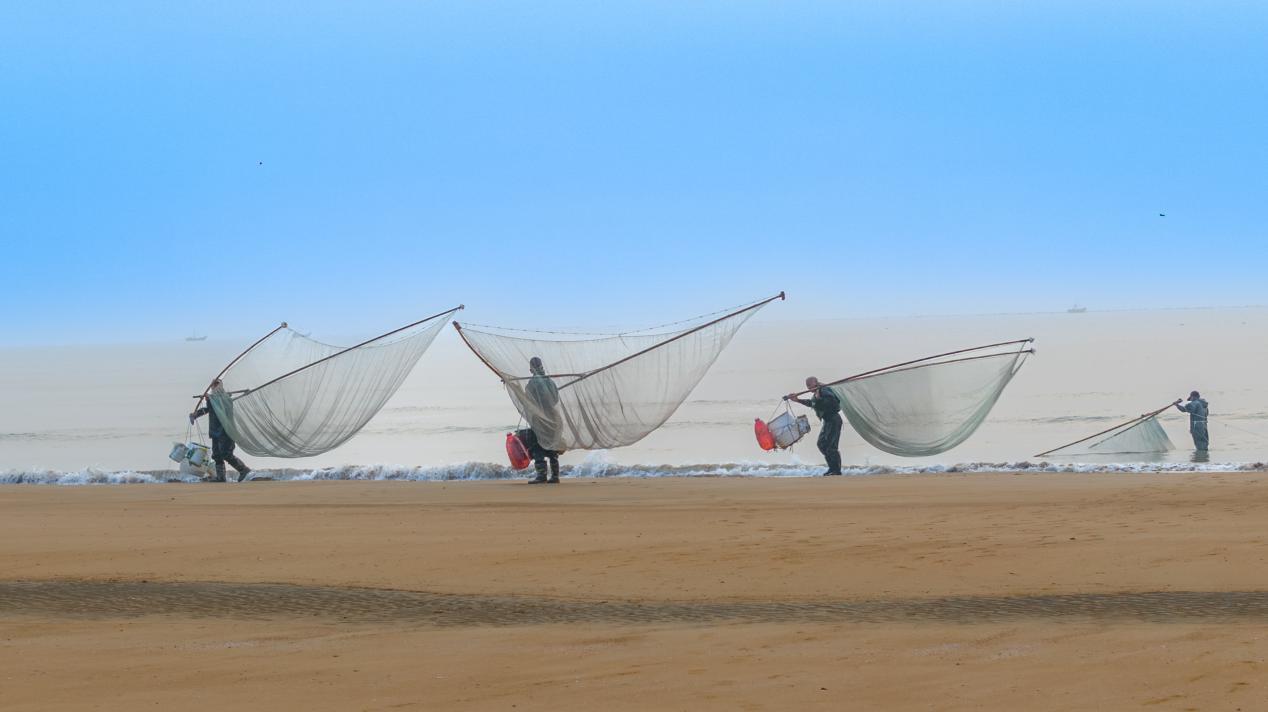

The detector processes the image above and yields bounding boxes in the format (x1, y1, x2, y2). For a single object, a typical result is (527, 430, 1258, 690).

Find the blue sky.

(3, 1, 1265, 345)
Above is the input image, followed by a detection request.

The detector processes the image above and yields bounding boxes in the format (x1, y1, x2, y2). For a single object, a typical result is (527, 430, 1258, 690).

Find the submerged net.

(822, 340, 1033, 457)
(207, 308, 458, 458)
(1037, 409, 1175, 458)
(456, 295, 782, 451)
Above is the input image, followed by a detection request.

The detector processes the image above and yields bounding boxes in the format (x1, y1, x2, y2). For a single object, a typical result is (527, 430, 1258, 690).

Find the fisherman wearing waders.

(189, 379, 252, 482)
(786, 377, 844, 476)
(1175, 391, 1210, 451)
(523, 356, 562, 484)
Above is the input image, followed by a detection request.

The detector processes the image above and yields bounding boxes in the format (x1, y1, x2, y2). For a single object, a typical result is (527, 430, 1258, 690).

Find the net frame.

(788, 338, 1035, 457)
(454, 292, 785, 451)
(791, 339, 1036, 395)
(1035, 400, 1180, 458)
(195, 305, 463, 458)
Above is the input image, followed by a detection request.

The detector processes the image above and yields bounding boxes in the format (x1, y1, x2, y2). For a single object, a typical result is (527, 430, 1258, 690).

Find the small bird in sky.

(1158, 212, 1166, 217)
(258, 161, 263, 166)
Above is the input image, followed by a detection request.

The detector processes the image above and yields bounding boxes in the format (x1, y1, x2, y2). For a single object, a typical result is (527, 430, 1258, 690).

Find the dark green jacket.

(193, 392, 232, 442)
(795, 387, 842, 422)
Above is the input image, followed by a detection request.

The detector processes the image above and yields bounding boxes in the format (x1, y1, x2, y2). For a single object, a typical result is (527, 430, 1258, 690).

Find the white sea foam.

(0, 468, 201, 485)
(3, 457, 1263, 485)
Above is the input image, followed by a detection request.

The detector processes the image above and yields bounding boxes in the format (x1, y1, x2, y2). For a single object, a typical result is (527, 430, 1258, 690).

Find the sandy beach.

(4, 473, 1268, 710)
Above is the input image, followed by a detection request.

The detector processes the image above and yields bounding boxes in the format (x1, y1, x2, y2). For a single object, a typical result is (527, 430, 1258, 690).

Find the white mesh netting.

(208, 308, 457, 458)
(1037, 410, 1176, 457)
(456, 295, 781, 451)
(822, 340, 1033, 457)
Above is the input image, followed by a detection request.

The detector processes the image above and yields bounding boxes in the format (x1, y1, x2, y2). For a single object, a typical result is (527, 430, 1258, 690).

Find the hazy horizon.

(3, 301, 1264, 349)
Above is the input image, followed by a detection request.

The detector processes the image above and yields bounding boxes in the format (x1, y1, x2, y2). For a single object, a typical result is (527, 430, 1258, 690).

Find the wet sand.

(4, 473, 1268, 710)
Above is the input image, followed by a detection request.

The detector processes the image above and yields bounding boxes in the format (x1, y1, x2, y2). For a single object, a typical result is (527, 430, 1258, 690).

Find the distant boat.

(1067, 305, 1087, 314)
(185, 335, 208, 342)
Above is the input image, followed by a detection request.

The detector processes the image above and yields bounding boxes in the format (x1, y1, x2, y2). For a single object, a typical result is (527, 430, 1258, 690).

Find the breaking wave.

(2, 457, 1265, 486)
(0, 469, 201, 485)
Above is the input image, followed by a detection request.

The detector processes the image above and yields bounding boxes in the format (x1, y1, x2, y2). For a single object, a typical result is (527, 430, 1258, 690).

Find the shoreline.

(3, 460, 1265, 486)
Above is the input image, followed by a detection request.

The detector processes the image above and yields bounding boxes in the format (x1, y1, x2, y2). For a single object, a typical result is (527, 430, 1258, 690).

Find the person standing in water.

(189, 379, 252, 482)
(786, 377, 844, 476)
(1175, 390, 1210, 451)
(523, 356, 562, 484)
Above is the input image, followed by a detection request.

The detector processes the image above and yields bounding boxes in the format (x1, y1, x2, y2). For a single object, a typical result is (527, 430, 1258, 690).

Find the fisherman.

(524, 356, 562, 484)
(1174, 391, 1210, 451)
(785, 377, 844, 476)
(189, 379, 252, 482)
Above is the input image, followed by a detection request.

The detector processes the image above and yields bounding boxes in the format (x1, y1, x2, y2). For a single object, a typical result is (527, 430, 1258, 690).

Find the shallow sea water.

(2, 307, 1265, 482)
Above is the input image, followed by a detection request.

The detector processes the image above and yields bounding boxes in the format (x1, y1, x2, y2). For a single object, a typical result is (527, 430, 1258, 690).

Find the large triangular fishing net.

(456, 294, 782, 451)
(821, 339, 1033, 457)
(207, 307, 459, 458)
(1036, 407, 1175, 458)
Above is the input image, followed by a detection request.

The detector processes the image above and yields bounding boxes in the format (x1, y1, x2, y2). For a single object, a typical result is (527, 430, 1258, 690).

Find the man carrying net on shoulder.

(190, 379, 252, 482)
(786, 377, 844, 476)
(1175, 390, 1210, 451)
(523, 357, 562, 484)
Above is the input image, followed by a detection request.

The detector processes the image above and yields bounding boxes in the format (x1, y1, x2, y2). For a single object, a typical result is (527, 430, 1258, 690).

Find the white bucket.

(767, 412, 812, 449)
(169, 442, 188, 463)
(179, 459, 213, 478)
(186, 442, 210, 467)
